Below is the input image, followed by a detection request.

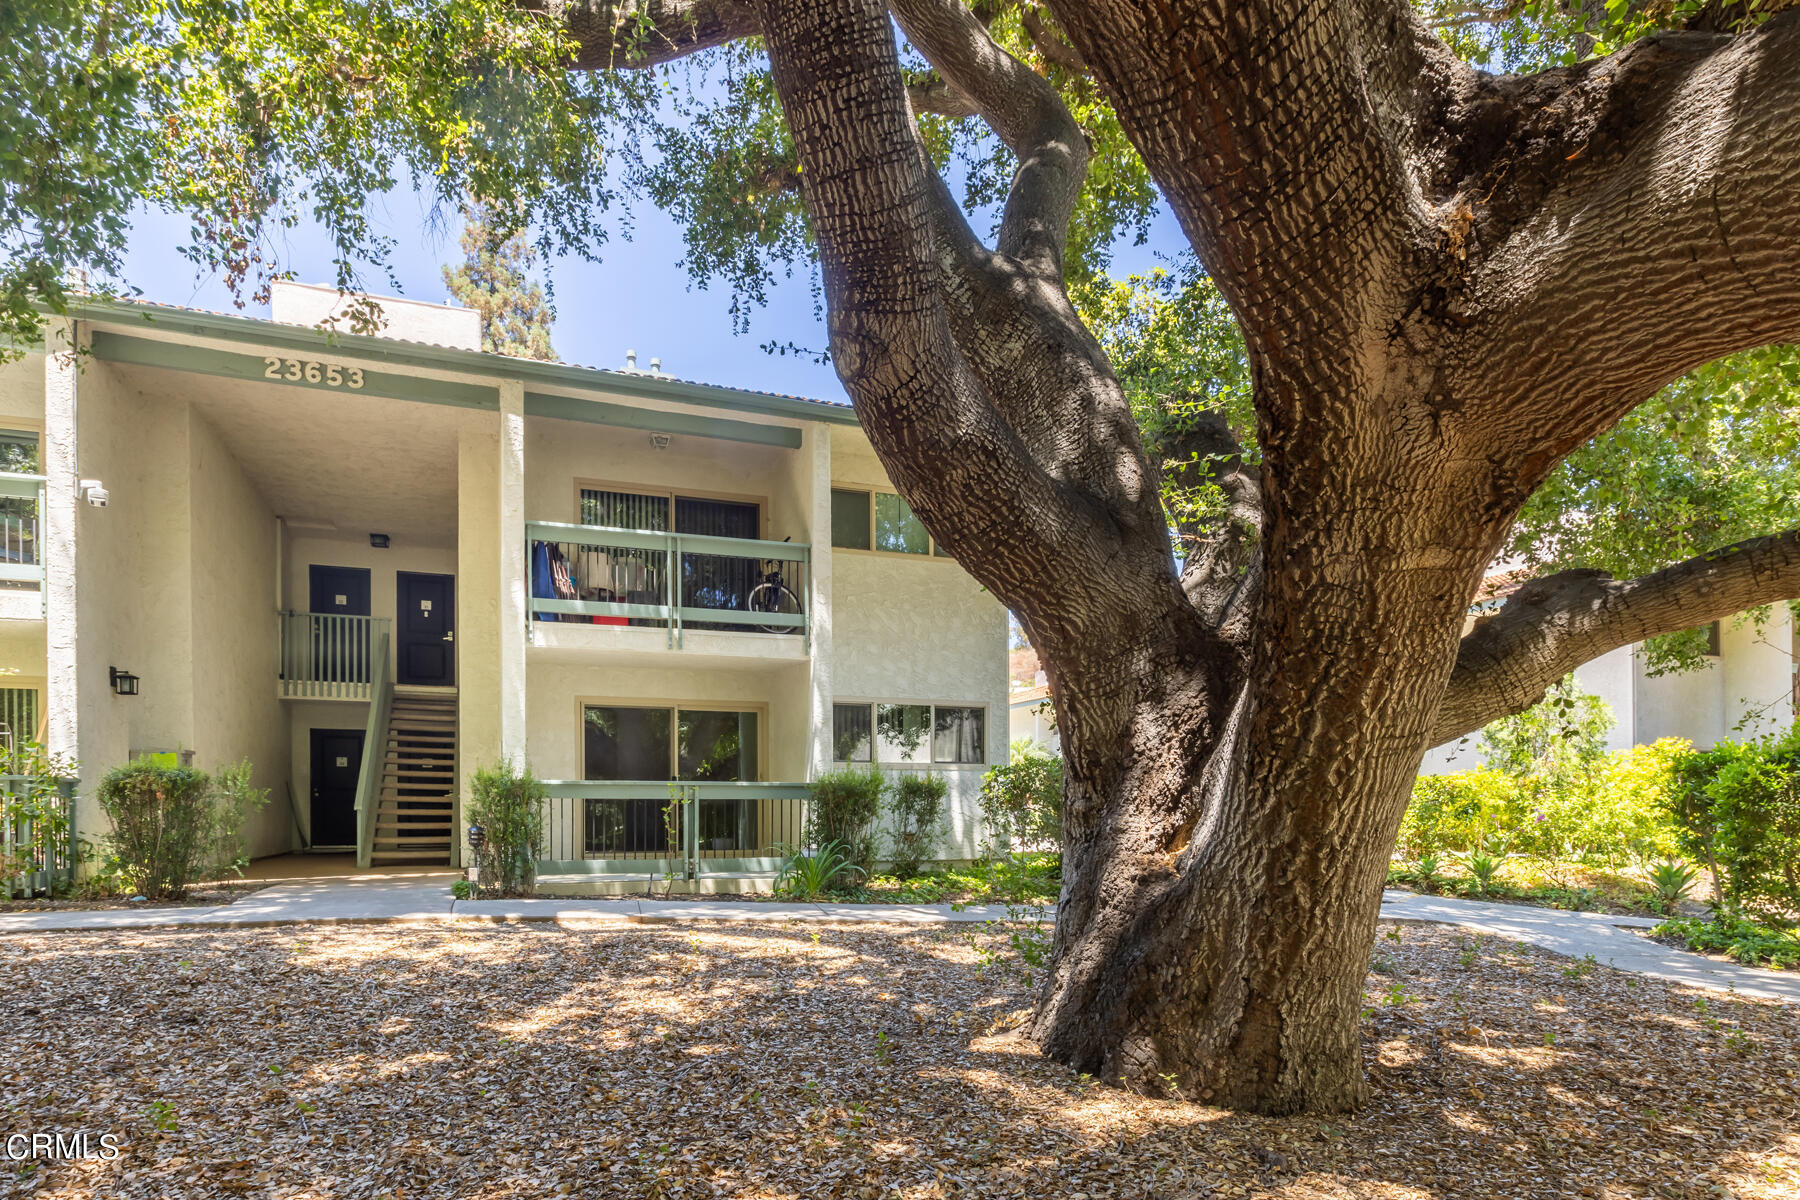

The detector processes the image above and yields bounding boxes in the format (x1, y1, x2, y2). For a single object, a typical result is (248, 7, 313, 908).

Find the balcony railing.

(527, 521, 808, 648)
(539, 780, 809, 874)
(277, 611, 392, 700)
(0, 473, 46, 590)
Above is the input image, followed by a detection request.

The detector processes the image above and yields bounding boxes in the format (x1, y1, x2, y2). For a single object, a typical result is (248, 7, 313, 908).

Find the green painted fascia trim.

(66, 298, 860, 426)
(91, 331, 499, 410)
(524, 391, 802, 448)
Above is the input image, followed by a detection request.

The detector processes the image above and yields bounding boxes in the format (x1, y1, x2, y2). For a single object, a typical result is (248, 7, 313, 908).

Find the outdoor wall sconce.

(369, 533, 390, 549)
(108, 667, 139, 697)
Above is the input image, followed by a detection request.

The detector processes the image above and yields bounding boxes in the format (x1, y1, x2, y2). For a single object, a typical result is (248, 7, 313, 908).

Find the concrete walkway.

(2, 879, 1795, 1003)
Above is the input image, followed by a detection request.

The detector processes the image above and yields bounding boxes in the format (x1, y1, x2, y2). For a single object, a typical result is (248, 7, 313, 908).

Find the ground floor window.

(832, 702, 985, 765)
(581, 704, 762, 856)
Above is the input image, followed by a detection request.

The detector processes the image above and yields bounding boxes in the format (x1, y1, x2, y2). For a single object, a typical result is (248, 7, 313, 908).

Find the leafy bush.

(209, 760, 270, 878)
(97, 758, 270, 898)
(774, 839, 865, 900)
(1402, 740, 1685, 866)
(0, 740, 77, 891)
(1666, 726, 1800, 917)
(1654, 912, 1800, 969)
(978, 750, 1062, 854)
(885, 772, 947, 878)
(466, 761, 547, 896)
(805, 766, 884, 872)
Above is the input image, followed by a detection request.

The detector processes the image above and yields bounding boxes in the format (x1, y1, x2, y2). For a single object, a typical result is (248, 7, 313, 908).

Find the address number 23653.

(263, 357, 365, 389)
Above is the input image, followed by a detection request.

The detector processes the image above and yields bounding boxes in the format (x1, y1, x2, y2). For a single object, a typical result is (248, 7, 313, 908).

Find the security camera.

(80, 481, 109, 507)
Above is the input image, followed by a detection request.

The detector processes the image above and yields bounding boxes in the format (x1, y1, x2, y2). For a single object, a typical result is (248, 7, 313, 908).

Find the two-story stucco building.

(0, 283, 1008, 887)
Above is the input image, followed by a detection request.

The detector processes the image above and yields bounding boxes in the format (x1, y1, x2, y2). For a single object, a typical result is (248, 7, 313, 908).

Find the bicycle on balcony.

(747, 539, 803, 635)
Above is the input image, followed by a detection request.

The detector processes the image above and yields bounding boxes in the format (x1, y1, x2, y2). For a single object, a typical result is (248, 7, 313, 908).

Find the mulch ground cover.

(1, 920, 1794, 1198)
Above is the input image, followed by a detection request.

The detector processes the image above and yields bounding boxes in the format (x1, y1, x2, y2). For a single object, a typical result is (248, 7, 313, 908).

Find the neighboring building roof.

(1010, 684, 1051, 706)
(1474, 568, 1531, 607)
(60, 297, 861, 427)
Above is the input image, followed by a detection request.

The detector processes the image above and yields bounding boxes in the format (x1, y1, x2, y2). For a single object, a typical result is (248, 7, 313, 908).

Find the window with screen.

(833, 703, 872, 762)
(932, 707, 985, 764)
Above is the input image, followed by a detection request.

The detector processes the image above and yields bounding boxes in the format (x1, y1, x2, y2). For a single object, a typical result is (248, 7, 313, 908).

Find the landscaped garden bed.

(2, 919, 1793, 1198)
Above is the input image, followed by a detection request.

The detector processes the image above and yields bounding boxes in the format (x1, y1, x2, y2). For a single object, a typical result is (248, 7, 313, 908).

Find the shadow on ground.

(1, 919, 1793, 1198)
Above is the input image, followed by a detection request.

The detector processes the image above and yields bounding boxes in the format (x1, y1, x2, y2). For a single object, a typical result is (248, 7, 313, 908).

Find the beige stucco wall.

(457, 419, 503, 855)
(825, 426, 1009, 859)
(187, 411, 291, 857)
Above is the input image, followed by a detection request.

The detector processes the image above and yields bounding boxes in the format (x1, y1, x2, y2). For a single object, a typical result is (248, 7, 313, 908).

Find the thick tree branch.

(535, 0, 757, 68)
(906, 73, 981, 119)
(1432, 529, 1800, 744)
(1449, 12, 1800, 478)
(890, 0, 1089, 276)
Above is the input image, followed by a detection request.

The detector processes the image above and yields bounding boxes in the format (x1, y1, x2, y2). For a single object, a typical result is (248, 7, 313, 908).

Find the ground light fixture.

(108, 667, 139, 696)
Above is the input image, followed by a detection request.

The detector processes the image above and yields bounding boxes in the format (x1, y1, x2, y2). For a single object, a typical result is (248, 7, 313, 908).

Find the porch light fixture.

(108, 667, 139, 697)
(648, 432, 671, 450)
(369, 533, 390, 549)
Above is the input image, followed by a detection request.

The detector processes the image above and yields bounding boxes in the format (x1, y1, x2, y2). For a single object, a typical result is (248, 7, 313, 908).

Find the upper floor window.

(830, 487, 952, 558)
(579, 487, 760, 539)
(0, 430, 37, 475)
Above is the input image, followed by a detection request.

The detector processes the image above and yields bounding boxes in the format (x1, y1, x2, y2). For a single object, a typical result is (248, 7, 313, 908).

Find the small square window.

(874, 493, 930, 555)
(833, 703, 872, 762)
(932, 706, 985, 765)
(830, 489, 871, 550)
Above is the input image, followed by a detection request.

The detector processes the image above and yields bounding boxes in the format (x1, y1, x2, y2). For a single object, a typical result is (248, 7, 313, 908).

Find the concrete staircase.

(369, 688, 457, 866)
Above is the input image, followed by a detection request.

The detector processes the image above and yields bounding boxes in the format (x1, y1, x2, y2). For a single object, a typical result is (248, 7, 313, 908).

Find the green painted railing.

(0, 472, 46, 588)
(538, 779, 810, 877)
(278, 612, 391, 699)
(353, 630, 393, 869)
(526, 520, 809, 649)
(1, 774, 77, 898)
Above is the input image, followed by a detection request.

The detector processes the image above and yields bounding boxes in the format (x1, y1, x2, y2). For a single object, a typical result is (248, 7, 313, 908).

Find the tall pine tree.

(442, 203, 555, 361)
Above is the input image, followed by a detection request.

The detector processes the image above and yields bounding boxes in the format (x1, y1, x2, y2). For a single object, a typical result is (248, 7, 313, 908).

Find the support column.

(42, 320, 81, 770)
(805, 424, 833, 778)
(497, 381, 527, 767)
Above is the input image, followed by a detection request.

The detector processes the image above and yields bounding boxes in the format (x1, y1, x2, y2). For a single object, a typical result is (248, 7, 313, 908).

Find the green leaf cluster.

(2, 0, 652, 357)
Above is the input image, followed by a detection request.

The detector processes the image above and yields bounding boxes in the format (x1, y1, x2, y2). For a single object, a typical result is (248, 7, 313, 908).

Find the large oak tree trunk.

(592, 0, 1800, 1114)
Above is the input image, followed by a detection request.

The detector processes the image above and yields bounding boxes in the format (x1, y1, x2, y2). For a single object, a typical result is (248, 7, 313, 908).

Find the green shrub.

(805, 766, 884, 872)
(1402, 740, 1685, 867)
(978, 750, 1062, 854)
(0, 740, 78, 890)
(96, 759, 216, 898)
(209, 760, 270, 878)
(1646, 859, 1700, 913)
(1667, 726, 1800, 917)
(774, 839, 865, 900)
(1654, 912, 1800, 969)
(466, 761, 547, 896)
(885, 772, 947, 878)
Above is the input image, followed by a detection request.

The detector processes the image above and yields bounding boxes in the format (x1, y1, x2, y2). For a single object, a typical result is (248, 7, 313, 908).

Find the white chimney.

(625, 349, 637, 370)
(270, 281, 481, 350)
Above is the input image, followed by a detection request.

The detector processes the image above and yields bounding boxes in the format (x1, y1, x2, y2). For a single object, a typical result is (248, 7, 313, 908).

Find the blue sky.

(122, 188, 1185, 405)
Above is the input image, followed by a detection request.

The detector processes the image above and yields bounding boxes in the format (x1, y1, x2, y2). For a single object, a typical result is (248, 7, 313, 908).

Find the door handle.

(442, 631, 455, 643)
